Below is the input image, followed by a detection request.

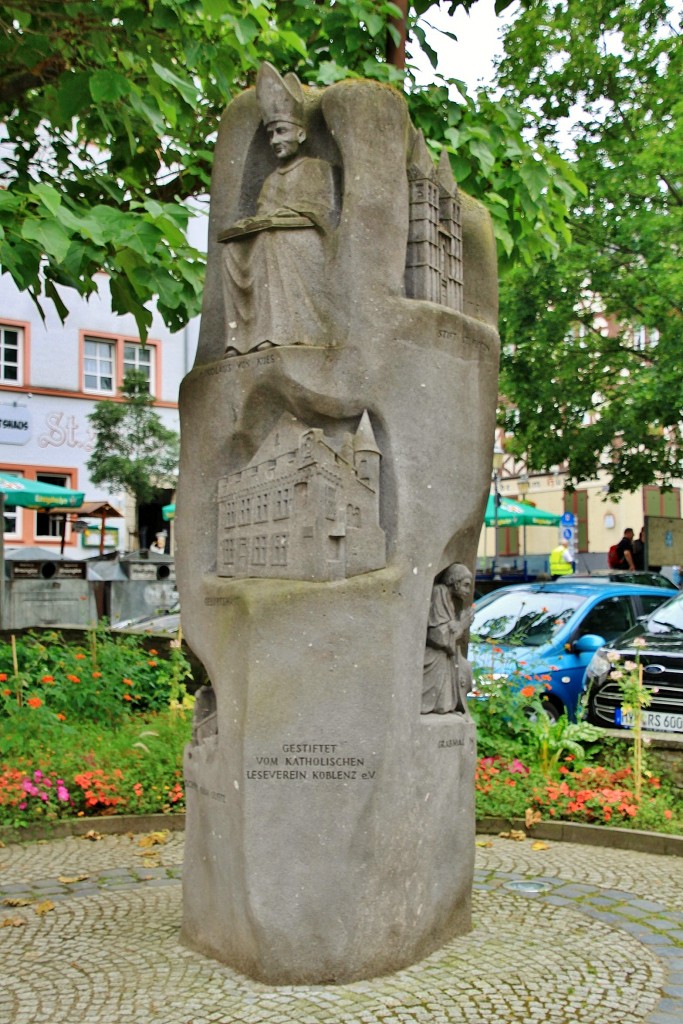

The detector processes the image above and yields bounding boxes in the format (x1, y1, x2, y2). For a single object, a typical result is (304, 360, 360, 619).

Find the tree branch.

(0, 54, 66, 105)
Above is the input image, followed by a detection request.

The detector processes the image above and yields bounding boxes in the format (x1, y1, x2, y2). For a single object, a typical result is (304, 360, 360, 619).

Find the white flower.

(606, 651, 621, 663)
(633, 637, 647, 648)
(610, 670, 623, 680)
(623, 661, 637, 671)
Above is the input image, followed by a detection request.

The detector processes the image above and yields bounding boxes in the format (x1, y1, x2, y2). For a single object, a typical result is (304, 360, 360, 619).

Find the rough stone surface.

(0, 831, 682, 1023)
(176, 69, 499, 983)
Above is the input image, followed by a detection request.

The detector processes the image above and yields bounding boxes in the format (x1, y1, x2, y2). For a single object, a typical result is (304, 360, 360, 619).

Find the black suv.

(585, 589, 683, 734)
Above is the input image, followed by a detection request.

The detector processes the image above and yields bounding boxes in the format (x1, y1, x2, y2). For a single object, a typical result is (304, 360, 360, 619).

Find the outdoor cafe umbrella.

(484, 495, 561, 528)
(0, 474, 85, 628)
(484, 495, 562, 572)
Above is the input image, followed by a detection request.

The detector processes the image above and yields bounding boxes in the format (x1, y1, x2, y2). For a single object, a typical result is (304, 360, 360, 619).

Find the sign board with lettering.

(0, 405, 32, 445)
(646, 516, 683, 566)
(10, 560, 86, 579)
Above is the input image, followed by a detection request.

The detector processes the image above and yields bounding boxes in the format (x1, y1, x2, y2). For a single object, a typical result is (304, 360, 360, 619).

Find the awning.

(484, 495, 561, 528)
(0, 474, 85, 509)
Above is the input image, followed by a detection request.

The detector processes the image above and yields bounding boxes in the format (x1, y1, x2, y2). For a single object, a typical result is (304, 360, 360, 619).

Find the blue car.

(469, 581, 673, 720)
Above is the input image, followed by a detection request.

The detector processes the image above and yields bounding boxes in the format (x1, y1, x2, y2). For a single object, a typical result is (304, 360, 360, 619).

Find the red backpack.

(607, 544, 621, 569)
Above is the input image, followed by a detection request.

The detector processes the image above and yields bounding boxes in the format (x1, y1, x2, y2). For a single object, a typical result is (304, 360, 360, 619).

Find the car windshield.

(471, 590, 585, 647)
(647, 592, 683, 634)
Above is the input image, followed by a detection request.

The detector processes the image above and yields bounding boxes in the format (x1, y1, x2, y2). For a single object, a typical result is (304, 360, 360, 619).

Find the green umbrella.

(0, 474, 85, 509)
(484, 495, 561, 528)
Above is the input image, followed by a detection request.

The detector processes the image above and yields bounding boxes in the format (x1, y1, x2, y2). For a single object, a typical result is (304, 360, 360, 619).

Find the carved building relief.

(405, 132, 463, 312)
(217, 410, 385, 582)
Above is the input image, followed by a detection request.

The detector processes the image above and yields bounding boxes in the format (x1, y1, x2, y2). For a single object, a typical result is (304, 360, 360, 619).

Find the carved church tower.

(404, 133, 463, 313)
(437, 149, 463, 313)
(405, 131, 441, 304)
(353, 409, 381, 499)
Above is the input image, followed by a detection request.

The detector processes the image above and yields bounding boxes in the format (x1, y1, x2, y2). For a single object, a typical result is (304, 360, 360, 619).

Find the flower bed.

(0, 627, 193, 828)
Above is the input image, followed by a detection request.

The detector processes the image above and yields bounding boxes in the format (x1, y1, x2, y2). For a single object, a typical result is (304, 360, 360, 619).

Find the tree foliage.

(496, 0, 683, 492)
(87, 371, 179, 507)
(0, 0, 579, 337)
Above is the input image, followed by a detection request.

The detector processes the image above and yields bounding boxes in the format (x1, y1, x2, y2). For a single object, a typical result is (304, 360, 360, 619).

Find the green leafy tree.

(87, 371, 179, 545)
(0, 0, 580, 337)
(495, 0, 683, 492)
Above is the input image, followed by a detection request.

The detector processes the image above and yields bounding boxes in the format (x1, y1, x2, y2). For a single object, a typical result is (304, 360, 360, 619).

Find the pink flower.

(57, 786, 70, 802)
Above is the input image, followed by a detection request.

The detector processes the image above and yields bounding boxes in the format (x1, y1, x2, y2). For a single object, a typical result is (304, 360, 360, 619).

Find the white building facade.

(0, 270, 198, 557)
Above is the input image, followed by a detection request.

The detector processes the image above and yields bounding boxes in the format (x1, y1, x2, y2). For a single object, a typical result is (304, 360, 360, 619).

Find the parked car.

(585, 588, 683, 734)
(469, 581, 673, 720)
(554, 570, 678, 590)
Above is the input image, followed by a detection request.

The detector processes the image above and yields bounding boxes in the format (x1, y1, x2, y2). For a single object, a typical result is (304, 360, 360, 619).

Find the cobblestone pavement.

(0, 830, 682, 1024)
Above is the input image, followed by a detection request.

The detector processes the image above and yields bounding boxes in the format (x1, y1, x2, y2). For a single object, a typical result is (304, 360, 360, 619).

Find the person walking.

(614, 528, 636, 570)
(549, 539, 573, 579)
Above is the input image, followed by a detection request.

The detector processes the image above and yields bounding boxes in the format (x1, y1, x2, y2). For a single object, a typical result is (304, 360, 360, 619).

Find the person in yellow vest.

(549, 540, 573, 579)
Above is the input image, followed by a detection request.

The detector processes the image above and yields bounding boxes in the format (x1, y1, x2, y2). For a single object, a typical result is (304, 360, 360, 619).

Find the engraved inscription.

(245, 742, 377, 782)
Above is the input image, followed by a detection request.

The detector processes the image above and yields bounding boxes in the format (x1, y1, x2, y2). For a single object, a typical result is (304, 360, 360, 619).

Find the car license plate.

(615, 708, 683, 733)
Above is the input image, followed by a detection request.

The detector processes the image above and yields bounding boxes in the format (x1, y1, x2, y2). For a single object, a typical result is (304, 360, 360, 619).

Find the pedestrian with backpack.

(608, 528, 636, 570)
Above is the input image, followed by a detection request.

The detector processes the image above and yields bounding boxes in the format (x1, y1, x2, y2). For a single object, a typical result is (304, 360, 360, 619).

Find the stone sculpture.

(422, 563, 474, 715)
(220, 64, 338, 354)
(176, 62, 499, 985)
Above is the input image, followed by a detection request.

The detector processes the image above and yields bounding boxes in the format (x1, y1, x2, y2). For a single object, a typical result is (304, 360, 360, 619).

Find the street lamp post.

(518, 473, 530, 579)
(492, 444, 505, 579)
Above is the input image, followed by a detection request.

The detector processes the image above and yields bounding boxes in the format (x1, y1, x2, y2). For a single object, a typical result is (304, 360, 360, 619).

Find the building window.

(644, 486, 680, 519)
(123, 342, 154, 391)
(223, 536, 235, 565)
(34, 473, 72, 539)
(83, 337, 115, 394)
(0, 325, 23, 385)
(81, 334, 159, 397)
(272, 533, 288, 566)
(274, 486, 292, 520)
(254, 492, 269, 524)
(325, 485, 337, 520)
(238, 496, 251, 525)
(252, 535, 268, 565)
(1, 470, 23, 536)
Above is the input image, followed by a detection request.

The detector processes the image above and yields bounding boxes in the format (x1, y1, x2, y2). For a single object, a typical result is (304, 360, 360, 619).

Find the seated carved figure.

(220, 63, 336, 355)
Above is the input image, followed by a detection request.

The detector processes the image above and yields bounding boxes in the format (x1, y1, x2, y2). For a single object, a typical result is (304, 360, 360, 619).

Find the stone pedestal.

(176, 68, 499, 984)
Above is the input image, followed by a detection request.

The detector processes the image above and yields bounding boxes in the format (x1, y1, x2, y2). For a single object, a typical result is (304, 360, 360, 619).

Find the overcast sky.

(414, 0, 516, 92)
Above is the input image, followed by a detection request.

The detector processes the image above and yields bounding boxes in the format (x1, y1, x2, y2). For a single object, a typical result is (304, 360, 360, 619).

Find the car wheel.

(524, 697, 563, 723)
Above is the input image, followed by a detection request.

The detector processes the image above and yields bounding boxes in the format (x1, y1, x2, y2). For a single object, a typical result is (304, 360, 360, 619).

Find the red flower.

(75, 653, 86, 660)
(664, 809, 673, 820)
(27, 697, 43, 709)
(122, 678, 133, 686)
(0, 673, 6, 682)
(66, 674, 80, 683)
(41, 675, 54, 683)
(122, 693, 133, 701)
(92, 672, 102, 679)
(56, 713, 66, 722)
(520, 685, 535, 698)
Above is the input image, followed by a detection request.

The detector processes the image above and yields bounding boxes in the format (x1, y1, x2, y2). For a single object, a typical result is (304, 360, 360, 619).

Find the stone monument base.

(180, 569, 475, 984)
